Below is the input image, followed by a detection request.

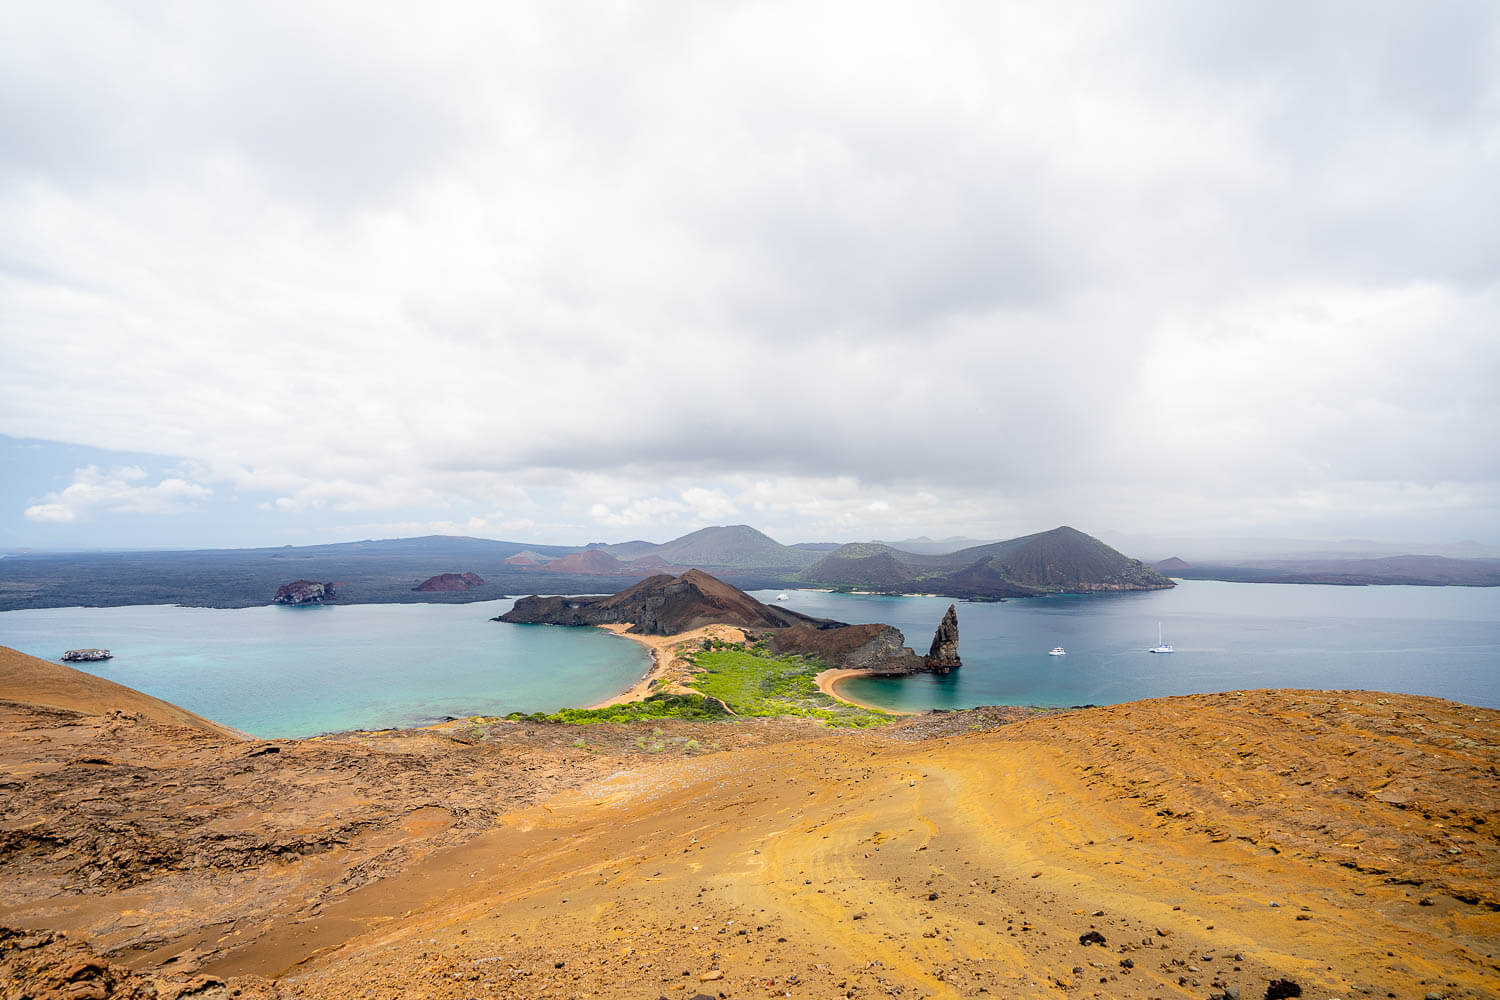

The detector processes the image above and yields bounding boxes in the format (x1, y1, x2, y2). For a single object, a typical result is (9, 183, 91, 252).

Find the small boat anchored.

(1149, 622, 1174, 654)
(775, 593, 791, 602)
(1048, 646, 1066, 656)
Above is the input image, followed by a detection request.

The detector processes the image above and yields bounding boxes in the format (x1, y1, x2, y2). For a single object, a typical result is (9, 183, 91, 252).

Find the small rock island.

(61, 648, 113, 662)
(924, 604, 961, 673)
(272, 580, 337, 605)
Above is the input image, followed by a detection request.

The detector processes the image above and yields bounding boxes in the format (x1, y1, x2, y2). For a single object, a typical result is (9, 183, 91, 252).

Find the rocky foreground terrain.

(1, 646, 1497, 1000)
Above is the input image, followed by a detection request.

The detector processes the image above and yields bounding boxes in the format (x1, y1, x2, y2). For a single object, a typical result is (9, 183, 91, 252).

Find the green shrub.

(684, 647, 890, 728)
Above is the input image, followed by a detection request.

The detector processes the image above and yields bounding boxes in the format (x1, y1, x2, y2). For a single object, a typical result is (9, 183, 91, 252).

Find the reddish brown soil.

(2, 644, 1496, 1000)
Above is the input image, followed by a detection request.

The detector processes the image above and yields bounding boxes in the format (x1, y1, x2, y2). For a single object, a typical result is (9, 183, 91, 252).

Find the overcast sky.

(2, 2, 1498, 552)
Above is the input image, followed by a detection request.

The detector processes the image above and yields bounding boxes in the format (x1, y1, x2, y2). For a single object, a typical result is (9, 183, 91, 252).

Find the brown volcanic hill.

(503, 550, 553, 566)
(626, 554, 689, 575)
(499, 569, 835, 635)
(0, 645, 241, 739)
(412, 571, 485, 592)
(533, 549, 639, 576)
(1154, 555, 1191, 572)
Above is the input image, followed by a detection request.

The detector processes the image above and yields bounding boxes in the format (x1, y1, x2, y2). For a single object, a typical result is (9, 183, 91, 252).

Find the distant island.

(0, 522, 1492, 612)
(1154, 554, 1500, 587)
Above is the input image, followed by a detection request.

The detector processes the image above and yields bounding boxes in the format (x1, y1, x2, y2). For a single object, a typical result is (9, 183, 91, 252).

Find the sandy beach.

(815, 665, 917, 714)
(592, 625, 916, 716)
(586, 622, 747, 708)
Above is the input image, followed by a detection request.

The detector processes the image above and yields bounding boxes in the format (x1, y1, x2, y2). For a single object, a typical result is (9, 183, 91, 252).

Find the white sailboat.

(1048, 646, 1066, 656)
(1149, 621, 1174, 654)
(775, 593, 790, 602)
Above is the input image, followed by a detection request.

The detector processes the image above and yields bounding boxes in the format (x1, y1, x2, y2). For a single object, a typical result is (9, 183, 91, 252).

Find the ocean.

(1, 581, 1495, 737)
(751, 581, 1500, 713)
(0, 599, 648, 738)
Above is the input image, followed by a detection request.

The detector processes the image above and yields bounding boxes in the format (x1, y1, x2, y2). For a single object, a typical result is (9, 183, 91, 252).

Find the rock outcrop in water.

(60, 648, 112, 662)
(273, 580, 336, 605)
(923, 604, 961, 673)
(413, 572, 484, 592)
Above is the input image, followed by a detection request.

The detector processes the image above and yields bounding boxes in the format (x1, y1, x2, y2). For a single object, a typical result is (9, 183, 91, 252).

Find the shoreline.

(814, 667, 917, 715)
(590, 625, 917, 717)
(586, 623, 748, 709)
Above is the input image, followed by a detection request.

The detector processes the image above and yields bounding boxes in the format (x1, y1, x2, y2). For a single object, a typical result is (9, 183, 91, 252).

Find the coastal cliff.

(769, 622, 922, 673)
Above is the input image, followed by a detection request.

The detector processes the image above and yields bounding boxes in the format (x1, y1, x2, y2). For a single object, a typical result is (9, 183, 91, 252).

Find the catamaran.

(1048, 646, 1066, 656)
(1149, 622, 1174, 654)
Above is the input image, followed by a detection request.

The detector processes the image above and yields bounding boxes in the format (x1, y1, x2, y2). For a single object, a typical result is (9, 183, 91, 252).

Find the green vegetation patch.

(685, 642, 891, 728)
(506, 692, 730, 725)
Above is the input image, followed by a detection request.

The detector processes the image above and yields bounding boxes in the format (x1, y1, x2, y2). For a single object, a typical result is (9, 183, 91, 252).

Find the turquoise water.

(751, 581, 1500, 711)
(0, 599, 649, 738)
(2, 582, 1495, 737)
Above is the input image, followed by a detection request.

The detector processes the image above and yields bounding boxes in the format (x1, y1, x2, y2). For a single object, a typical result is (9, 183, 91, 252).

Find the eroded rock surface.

(271, 579, 335, 604)
(924, 603, 961, 672)
(770, 622, 921, 673)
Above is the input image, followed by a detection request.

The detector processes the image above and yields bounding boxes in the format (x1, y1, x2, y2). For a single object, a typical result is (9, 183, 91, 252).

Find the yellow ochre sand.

(586, 623, 748, 708)
(3, 644, 1497, 1000)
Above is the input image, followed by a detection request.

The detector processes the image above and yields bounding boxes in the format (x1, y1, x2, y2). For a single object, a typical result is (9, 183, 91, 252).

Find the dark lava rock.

(273, 580, 336, 604)
(1265, 979, 1302, 1000)
(413, 571, 485, 592)
(771, 621, 921, 673)
(924, 603, 961, 672)
(1079, 930, 1106, 945)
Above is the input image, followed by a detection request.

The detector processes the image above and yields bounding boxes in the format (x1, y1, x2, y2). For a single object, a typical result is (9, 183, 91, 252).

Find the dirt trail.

(3, 685, 1497, 1000)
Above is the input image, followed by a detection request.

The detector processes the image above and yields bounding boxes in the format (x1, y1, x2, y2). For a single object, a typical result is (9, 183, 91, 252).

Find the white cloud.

(24, 465, 212, 523)
(1, 3, 1497, 546)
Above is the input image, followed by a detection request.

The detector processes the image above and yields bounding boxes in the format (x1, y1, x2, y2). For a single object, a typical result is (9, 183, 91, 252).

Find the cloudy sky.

(3, 2, 1498, 552)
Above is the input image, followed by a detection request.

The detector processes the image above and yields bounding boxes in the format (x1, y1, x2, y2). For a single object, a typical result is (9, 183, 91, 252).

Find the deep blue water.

(2, 582, 1495, 738)
(750, 581, 1500, 711)
(0, 599, 648, 738)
